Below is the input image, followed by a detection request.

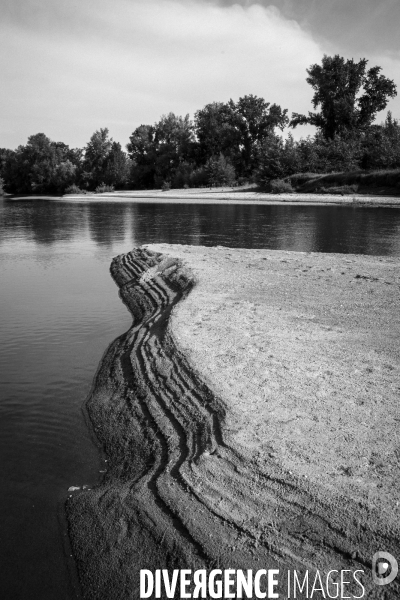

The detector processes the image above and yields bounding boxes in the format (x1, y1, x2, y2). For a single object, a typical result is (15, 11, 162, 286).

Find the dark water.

(0, 198, 399, 599)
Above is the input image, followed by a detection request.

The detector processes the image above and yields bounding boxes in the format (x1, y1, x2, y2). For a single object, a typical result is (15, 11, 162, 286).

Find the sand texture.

(67, 245, 400, 599)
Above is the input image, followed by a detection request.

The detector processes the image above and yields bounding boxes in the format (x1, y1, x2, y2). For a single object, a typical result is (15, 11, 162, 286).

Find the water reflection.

(87, 202, 127, 248)
(130, 202, 400, 255)
(1, 200, 83, 246)
(1, 199, 400, 256)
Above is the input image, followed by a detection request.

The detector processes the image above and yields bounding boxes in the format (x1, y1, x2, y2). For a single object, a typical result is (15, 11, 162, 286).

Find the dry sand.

(67, 245, 400, 599)
(6, 187, 400, 205)
(60, 188, 400, 206)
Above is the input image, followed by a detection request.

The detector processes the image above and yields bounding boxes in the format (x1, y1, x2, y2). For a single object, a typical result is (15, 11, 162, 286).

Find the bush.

(0, 176, 4, 196)
(270, 179, 294, 194)
(205, 154, 236, 187)
(161, 180, 171, 191)
(94, 183, 114, 194)
(64, 184, 85, 195)
(255, 134, 301, 188)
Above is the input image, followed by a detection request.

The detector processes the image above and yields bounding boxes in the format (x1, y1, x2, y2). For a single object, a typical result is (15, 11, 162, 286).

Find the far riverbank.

(60, 187, 400, 206)
(4, 185, 400, 206)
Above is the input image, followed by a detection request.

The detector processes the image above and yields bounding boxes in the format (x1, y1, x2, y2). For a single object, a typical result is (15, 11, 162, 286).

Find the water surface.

(0, 198, 399, 598)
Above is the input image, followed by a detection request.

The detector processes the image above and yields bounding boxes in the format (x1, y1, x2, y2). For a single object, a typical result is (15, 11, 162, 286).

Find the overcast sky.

(1, 0, 399, 150)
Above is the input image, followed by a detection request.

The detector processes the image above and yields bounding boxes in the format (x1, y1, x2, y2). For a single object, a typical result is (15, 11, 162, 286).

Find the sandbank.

(67, 245, 400, 599)
(62, 188, 400, 206)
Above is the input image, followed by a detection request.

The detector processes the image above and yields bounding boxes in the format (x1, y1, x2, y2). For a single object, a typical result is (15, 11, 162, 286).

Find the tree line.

(0, 54, 399, 195)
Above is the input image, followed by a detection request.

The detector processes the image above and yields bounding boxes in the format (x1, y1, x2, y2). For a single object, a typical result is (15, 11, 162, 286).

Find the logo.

(372, 552, 398, 586)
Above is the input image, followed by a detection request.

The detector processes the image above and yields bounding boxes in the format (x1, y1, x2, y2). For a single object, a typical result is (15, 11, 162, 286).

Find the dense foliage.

(0, 134, 81, 194)
(255, 112, 400, 189)
(0, 55, 398, 195)
(194, 95, 288, 178)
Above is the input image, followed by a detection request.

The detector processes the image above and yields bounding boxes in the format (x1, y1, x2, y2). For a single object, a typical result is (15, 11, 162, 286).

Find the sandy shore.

(5, 187, 400, 205)
(59, 187, 400, 206)
(67, 245, 400, 599)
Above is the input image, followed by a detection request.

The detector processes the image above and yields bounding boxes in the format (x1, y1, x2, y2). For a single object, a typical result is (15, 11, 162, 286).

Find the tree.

(360, 112, 400, 170)
(290, 55, 397, 139)
(195, 101, 241, 167)
(83, 128, 113, 187)
(103, 142, 131, 188)
(126, 124, 156, 188)
(205, 153, 236, 187)
(20, 133, 56, 192)
(126, 124, 156, 163)
(255, 134, 301, 185)
(234, 95, 288, 176)
(0, 148, 15, 192)
(127, 114, 196, 188)
(154, 113, 194, 157)
(0, 148, 13, 176)
(153, 113, 196, 185)
(195, 96, 288, 177)
(1, 133, 79, 193)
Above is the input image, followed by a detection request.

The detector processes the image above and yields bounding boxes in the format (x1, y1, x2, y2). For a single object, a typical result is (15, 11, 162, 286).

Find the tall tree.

(103, 142, 132, 188)
(126, 124, 156, 163)
(1, 133, 78, 193)
(153, 113, 195, 184)
(0, 148, 15, 192)
(290, 55, 397, 139)
(195, 96, 288, 177)
(127, 124, 157, 188)
(194, 101, 240, 166)
(83, 128, 113, 187)
(127, 114, 195, 188)
(234, 95, 288, 176)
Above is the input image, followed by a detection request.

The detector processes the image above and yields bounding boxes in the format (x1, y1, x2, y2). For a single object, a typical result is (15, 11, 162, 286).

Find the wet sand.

(67, 245, 400, 599)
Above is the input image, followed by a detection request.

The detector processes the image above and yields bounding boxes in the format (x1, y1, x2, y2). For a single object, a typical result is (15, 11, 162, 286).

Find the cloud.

(195, 0, 400, 55)
(1, 0, 398, 150)
(0, 0, 324, 148)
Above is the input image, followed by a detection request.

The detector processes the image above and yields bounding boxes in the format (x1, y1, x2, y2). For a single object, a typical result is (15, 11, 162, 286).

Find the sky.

(1, 0, 399, 150)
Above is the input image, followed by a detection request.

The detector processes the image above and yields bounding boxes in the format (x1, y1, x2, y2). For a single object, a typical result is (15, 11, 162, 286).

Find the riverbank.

(4, 186, 400, 205)
(60, 187, 400, 206)
(67, 244, 400, 599)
